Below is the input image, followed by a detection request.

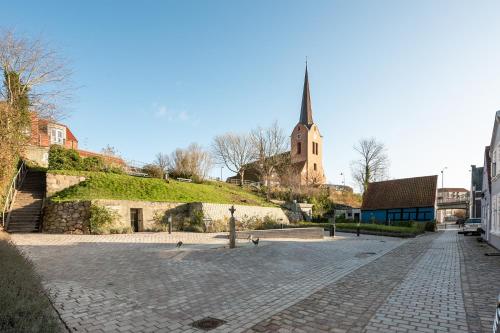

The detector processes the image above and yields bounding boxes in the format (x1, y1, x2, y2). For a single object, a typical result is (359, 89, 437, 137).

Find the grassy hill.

(49, 170, 274, 206)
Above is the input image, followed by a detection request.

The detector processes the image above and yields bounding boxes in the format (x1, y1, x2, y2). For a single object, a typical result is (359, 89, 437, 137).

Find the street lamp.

(440, 167, 447, 224)
(440, 167, 447, 190)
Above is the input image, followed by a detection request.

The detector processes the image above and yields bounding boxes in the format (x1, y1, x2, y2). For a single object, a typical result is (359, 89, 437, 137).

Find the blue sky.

(3, 1, 500, 190)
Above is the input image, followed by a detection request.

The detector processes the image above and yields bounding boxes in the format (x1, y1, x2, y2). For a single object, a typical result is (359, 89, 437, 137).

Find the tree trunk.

(266, 173, 271, 201)
(240, 170, 245, 187)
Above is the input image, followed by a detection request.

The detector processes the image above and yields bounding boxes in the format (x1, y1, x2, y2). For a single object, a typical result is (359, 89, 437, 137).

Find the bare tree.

(153, 152, 170, 179)
(168, 143, 212, 181)
(101, 145, 120, 157)
(212, 133, 256, 186)
(0, 29, 72, 120)
(250, 121, 289, 198)
(350, 137, 389, 192)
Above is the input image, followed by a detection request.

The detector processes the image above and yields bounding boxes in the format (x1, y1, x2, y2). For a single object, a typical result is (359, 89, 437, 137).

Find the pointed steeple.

(299, 63, 313, 127)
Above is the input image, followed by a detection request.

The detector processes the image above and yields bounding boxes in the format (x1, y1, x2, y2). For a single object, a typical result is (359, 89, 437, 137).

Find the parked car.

(462, 218, 481, 236)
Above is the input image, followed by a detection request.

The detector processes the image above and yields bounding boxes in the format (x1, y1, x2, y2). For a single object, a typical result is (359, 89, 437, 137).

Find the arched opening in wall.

(314, 163, 317, 171)
(297, 142, 301, 154)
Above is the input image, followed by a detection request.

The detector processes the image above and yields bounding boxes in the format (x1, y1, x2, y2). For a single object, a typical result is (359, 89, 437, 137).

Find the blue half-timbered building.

(361, 175, 438, 223)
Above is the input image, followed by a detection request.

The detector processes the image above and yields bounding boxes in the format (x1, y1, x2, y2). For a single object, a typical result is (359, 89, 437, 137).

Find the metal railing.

(1, 161, 27, 228)
(437, 197, 469, 205)
(227, 179, 261, 188)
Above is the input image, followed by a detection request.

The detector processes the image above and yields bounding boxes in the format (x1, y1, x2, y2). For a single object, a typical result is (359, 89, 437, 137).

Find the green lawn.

(0, 232, 62, 332)
(49, 170, 274, 206)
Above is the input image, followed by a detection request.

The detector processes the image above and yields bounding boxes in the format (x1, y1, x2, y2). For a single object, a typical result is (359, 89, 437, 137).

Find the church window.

(312, 142, 319, 155)
(297, 142, 301, 154)
(314, 163, 317, 171)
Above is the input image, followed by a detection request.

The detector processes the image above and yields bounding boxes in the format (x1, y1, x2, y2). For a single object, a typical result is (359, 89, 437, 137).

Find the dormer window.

(50, 127, 65, 145)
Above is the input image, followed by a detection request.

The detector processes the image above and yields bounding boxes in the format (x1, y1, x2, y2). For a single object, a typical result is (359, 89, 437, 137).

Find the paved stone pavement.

(11, 229, 500, 332)
(11, 232, 405, 333)
(459, 232, 500, 332)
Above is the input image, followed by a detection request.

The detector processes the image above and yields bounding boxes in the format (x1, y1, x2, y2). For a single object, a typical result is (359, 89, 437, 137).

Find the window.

(494, 151, 497, 177)
(311, 142, 319, 155)
(314, 163, 317, 171)
(50, 127, 65, 145)
(297, 142, 301, 154)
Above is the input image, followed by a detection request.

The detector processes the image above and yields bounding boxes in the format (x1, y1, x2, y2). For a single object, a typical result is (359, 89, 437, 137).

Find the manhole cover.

(191, 317, 226, 331)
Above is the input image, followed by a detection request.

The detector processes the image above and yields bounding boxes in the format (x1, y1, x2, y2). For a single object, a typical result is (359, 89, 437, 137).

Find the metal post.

(357, 222, 360, 237)
(168, 215, 172, 234)
(229, 205, 236, 249)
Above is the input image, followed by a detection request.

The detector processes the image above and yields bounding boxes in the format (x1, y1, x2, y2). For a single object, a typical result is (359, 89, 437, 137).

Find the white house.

(485, 111, 500, 249)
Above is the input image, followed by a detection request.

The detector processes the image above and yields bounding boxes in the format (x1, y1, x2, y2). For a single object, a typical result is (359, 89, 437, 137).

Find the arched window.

(297, 142, 301, 154)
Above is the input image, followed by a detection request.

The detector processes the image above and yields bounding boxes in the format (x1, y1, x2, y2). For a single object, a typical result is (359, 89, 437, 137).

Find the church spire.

(299, 63, 313, 127)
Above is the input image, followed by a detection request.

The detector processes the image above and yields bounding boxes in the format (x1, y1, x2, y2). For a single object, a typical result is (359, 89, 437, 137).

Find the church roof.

(299, 65, 314, 128)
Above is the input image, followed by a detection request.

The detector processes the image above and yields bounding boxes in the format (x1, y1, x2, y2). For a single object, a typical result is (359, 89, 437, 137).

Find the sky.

(2, 0, 500, 190)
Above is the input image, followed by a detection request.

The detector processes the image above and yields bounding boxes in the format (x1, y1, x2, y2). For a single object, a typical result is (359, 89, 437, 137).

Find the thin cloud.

(153, 104, 191, 122)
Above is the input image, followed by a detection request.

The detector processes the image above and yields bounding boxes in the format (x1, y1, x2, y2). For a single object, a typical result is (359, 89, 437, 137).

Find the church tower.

(290, 65, 326, 185)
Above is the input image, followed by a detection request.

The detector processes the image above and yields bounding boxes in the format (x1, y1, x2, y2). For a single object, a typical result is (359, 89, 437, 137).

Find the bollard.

(356, 225, 360, 237)
(229, 205, 236, 249)
(168, 216, 172, 234)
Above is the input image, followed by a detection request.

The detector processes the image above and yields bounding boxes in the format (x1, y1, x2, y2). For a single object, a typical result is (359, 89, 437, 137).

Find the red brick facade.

(28, 113, 125, 167)
(30, 113, 78, 149)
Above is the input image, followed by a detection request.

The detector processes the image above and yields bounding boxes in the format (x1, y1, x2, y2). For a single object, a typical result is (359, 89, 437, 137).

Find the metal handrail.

(1, 161, 27, 228)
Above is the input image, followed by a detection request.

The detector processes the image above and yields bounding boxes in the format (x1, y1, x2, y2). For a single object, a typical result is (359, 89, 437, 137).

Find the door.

(130, 208, 140, 232)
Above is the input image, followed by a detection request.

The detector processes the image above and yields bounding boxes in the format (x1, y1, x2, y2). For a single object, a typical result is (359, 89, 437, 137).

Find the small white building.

(484, 111, 500, 249)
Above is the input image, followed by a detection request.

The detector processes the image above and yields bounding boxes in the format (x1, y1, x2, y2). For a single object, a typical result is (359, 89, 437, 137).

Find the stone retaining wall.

(237, 227, 324, 239)
(93, 199, 188, 231)
(192, 202, 289, 224)
(46, 173, 86, 197)
(43, 200, 291, 234)
(43, 201, 91, 234)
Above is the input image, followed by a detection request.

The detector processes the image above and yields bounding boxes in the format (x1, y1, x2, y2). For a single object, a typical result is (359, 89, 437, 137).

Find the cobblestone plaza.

(11, 229, 500, 332)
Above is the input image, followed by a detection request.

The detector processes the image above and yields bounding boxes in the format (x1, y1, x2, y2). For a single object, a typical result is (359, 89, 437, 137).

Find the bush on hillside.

(89, 204, 119, 234)
(48, 145, 123, 173)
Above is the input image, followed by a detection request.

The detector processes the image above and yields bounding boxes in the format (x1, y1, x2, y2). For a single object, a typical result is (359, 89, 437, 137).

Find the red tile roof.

(361, 175, 438, 210)
(66, 127, 77, 142)
(77, 149, 126, 166)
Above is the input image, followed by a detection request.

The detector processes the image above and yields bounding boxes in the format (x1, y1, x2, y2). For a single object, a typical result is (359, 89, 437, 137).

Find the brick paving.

(459, 233, 500, 332)
(11, 232, 405, 333)
(11, 229, 500, 332)
(364, 231, 467, 333)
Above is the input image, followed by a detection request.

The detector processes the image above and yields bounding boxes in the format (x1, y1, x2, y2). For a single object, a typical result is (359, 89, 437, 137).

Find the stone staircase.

(7, 170, 46, 233)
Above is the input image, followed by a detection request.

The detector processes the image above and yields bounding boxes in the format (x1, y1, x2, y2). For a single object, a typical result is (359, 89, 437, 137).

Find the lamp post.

(440, 167, 447, 224)
(220, 166, 224, 182)
(440, 167, 447, 190)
